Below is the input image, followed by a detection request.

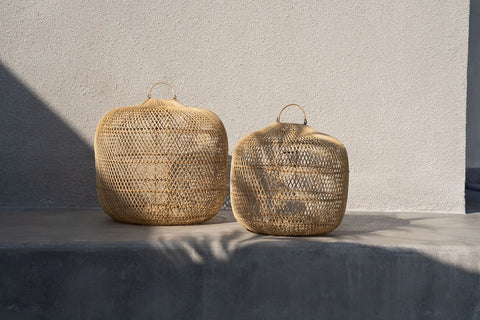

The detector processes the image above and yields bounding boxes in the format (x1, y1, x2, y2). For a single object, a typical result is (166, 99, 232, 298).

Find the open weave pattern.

(231, 122, 348, 236)
(95, 98, 228, 225)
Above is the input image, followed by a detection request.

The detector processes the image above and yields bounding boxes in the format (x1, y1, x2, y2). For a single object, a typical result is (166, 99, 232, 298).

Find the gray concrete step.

(0, 208, 479, 320)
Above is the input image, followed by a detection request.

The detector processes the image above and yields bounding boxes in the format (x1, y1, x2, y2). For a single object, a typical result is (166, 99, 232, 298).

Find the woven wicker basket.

(230, 104, 349, 236)
(95, 82, 228, 225)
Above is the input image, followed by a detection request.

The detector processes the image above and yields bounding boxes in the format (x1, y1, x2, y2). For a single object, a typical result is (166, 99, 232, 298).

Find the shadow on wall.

(0, 63, 233, 209)
(0, 62, 97, 207)
(466, 0, 480, 212)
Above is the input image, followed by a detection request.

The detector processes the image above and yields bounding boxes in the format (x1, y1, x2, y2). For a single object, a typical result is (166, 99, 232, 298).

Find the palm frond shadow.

(231, 123, 350, 234)
(134, 228, 480, 319)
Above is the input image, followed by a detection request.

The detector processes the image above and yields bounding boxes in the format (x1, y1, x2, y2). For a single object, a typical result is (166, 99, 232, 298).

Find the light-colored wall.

(0, 0, 470, 212)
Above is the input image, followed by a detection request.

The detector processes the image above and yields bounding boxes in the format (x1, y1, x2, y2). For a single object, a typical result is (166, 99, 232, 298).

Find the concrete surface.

(0, 0, 470, 212)
(1, 208, 479, 319)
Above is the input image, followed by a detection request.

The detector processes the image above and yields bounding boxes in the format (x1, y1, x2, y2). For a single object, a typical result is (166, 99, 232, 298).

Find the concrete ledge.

(0, 209, 480, 320)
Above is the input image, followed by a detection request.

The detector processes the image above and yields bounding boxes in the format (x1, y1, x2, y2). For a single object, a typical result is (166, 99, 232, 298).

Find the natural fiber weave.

(95, 82, 228, 225)
(230, 104, 349, 236)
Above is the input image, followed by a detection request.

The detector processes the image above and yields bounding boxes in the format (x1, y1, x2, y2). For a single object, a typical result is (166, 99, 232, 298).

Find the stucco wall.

(0, 0, 470, 212)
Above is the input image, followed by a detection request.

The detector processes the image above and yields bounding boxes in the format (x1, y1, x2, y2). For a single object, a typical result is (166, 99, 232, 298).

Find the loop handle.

(276, 104, 307, 125)
(147, 82, 177, 100)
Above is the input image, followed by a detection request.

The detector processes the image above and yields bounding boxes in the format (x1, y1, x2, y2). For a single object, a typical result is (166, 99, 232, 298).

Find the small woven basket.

(95, 82, 228, 225)
(230, 104, 349, 236)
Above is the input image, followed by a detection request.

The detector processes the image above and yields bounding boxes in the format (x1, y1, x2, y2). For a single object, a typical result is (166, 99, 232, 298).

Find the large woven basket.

(95, 82, 228, 225)
(230, 104, 349, 236)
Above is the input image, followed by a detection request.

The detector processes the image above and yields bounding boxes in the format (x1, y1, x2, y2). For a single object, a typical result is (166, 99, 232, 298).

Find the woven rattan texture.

(231, 122, 349, 236)
(95, 98, 228, 225)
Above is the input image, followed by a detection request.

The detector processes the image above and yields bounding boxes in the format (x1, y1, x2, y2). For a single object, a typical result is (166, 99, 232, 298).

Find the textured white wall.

(0, 0, 469, 212)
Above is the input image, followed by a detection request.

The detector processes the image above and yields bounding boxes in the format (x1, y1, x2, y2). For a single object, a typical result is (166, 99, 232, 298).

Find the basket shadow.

(326, 213, 411, 237)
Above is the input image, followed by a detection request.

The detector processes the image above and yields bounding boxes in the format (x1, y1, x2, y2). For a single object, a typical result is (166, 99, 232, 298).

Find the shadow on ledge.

(0, 208, 478, 319)
(0, 231, 478, 320)
(203, 210, 412, 237)
(329, 212, 411, 236)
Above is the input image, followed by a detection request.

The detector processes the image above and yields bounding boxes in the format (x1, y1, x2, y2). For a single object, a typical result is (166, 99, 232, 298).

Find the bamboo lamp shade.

(95, 82, 228, 225)
(230, 104, 349, 236)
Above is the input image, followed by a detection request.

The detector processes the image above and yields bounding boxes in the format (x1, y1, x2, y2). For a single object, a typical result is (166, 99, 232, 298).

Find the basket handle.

(147, 82, 177, 100)
(276, 104, 307, 125)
